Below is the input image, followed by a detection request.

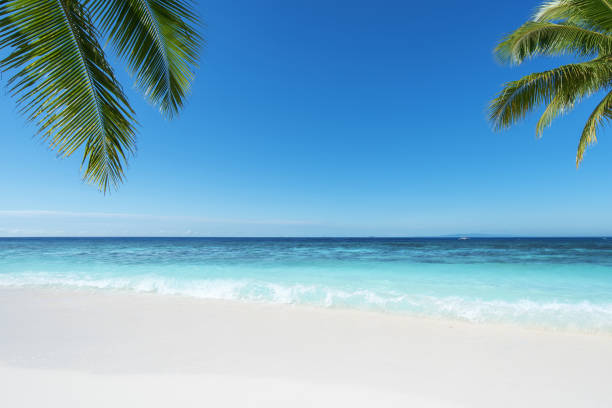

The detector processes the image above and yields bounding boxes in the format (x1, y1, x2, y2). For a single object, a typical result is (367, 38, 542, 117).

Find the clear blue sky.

(1, 0, 611, 237)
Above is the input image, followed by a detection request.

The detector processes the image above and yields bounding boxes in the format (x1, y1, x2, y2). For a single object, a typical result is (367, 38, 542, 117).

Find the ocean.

(1, 237, 611, 333)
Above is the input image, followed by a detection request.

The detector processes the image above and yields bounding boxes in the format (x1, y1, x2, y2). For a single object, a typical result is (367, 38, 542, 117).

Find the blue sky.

(1, 0, 612, 237)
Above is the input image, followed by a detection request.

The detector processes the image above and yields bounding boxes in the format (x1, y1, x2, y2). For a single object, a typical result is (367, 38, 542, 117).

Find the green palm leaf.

(495, 22, 612, 64)
(489, 59, 612, 132)
(535, 0, 612, 33)
(89, 0, 201, 118)
(535, 94, 573, 138)
(577, 90, 612, 164)
(0, 0, 137, 193)
(491, 0, 612, 164)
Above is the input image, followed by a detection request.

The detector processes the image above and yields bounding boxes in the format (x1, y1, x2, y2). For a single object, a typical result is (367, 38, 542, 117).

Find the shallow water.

(1, 237, 612, 332)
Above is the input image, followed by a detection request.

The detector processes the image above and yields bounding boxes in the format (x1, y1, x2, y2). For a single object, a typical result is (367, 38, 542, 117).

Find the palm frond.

(495, 21, 612, 64)
(535, 1, 591, 26)
(535, 94, 573, 137)
(489, 58, 612, 132)
(577, 90, 612, 164)
(89, 0, 201, 118)
(0, 0, 137, 193)
(535, 0, 612, 33)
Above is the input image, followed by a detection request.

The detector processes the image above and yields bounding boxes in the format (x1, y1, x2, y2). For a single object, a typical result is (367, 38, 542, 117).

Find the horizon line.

(1, 235, 610, 239)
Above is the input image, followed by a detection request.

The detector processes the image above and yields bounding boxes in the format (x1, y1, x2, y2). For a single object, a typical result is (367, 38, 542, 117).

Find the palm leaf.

(88, 0, 201, 118)
(535, 94, 573, 137)
(577, 90, 612, 164)
(492, 0, 612, 164)
(489, 58, 612, 132)
(535, 0, 612, 33)
(0, 0, 137, 193)
(495, 21, 612, 64)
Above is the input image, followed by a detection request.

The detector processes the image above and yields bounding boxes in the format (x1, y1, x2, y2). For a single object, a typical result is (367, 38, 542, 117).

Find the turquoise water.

(1, 237, 612, 332)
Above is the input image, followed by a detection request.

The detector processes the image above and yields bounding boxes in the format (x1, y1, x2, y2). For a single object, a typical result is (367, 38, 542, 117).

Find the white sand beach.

(1, 287, 611, 407)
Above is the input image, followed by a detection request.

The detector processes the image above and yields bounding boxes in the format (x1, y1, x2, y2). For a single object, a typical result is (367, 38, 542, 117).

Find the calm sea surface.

(1, 237, 611, 332)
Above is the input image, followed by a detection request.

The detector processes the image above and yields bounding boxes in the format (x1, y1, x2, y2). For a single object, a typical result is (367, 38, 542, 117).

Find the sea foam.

(2, 271, 612, 333)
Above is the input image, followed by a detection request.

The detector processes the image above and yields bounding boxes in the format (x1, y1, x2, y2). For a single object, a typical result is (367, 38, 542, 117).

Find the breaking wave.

(2, 271, 612, 333)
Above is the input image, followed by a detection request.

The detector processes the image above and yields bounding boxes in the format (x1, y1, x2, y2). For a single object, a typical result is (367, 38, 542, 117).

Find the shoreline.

(1, 284, 610, 337)
(1, 287, 612, 407)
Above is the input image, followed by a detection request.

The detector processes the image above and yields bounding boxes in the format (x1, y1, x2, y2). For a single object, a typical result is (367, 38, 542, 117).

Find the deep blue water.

(1, 237, 612, 332)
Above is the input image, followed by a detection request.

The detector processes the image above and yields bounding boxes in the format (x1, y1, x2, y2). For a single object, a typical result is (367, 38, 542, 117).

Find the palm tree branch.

(495, 21, 612, 64)
(536, 94, 574, 137)
(535, 0, 612, 33)
(489, 58, 612, 131)
(88, 0, 202, 118)
(577, 90, 612, 164)
(0, 0, 137, 193)
(58, 0, 106, 144)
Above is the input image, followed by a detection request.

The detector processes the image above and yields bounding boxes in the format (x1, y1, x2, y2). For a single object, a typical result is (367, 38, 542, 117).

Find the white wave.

(1, 272, 612, 333)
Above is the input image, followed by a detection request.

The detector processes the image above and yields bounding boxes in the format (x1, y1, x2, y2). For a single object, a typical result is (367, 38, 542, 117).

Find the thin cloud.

(0, 210, 317, 226)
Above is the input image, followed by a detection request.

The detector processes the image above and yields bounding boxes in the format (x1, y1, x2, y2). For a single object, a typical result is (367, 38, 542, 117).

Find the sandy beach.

(0, 287, 610, 407)
(2, 0, 612, 405)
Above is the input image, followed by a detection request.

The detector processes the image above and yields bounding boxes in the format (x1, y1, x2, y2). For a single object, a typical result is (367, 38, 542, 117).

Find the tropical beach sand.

(1, 288, 611, 407)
